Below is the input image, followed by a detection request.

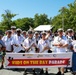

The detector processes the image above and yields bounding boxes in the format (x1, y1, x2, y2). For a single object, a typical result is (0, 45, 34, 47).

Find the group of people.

(0, 26, 76, 75)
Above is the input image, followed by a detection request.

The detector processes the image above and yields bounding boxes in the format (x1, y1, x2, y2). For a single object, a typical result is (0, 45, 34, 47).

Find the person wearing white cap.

(38, 31, 51, 75)
(11, 28, 24, 53)
(23, 30, 38, 75)
(66, 29, 74, 39)
(64, 29, 74, 73)
(23, 30, 38, 53)
(38, 31, 51, 53)
(22, 31, 27, 40)
(34, 32, 40, 45)
(65, 29, 74, 52)
(2, 30, 13, 52)
(53, 28, 68, 75)
(46, 30, 53, 42)
(11, 26, 16, 36)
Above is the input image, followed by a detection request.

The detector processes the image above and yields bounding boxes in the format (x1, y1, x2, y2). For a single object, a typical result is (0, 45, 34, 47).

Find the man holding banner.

(53, 28, 68, 75)
(38, 31, 51, 75)
(23, 30, 38, 75)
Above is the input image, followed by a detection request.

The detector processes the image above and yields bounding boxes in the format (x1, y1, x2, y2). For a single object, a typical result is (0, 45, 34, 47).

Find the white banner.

(5, 52, 72, 68)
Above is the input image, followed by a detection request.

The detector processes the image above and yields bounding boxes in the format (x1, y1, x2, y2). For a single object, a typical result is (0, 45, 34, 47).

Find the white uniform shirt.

(11, 34, 24, 53)
(33, 36, 40, 45)
(53, 36, 68, 53)
(67, 36, 73, 52)
(38, 39, 50, 53)
(46, 34, 53, 42)
(72, 40, 76, 52)
(2, 36, 13, 51)
(23, 38, 36, 53)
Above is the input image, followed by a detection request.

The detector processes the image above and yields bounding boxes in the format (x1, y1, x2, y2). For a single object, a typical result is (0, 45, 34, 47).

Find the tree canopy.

(0, 10, 17, 31)
(52, 0, 76, 32)
(0, 0, 76, 32)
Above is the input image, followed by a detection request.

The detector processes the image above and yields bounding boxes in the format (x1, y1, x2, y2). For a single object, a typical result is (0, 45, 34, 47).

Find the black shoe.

(64, 69, 68, 73)
(70, 68, 72, 72)
(0, 65, 4, 69)
(40, 69, 44, 74)
(14, 68, 19, 71)
(33, 70, 36, 75)
(56, 71, 61, 75)
(45, 71, 49, 75)
(72, 72, 76, 75)
(23, 70, 27, 75)
(23, 72, 26, 75)
(33, 73, 36, 75)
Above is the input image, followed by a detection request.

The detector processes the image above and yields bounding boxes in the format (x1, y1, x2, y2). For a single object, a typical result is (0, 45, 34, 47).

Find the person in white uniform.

(23, 31, 38, 53)
(11, 26, 16, 36)
(38, 31, 51, 75)
(23, 30, 38, 75)
(22, 31, 27, 40)
(46, 30, 53, 42)
(53, 28, 68, 75)
(2, 30, 13, 52)
(11, 28, 24, 53)
(34, 32, 40, 45)
(66, 29, 74, 52)
(64, 29, 74, 72)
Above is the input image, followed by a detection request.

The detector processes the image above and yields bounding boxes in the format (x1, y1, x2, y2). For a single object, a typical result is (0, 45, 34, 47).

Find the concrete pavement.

(0, 68, 72, 75)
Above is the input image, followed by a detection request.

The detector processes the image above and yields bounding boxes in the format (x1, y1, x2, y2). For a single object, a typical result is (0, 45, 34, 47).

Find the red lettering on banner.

(8, 58, 70, 66)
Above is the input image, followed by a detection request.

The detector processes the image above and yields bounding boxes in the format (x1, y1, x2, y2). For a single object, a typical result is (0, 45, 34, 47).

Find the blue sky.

(0, 0, 74, 21)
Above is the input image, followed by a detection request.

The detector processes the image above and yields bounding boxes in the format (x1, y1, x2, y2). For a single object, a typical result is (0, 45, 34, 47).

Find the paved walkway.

(0, 68, 72, 75)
